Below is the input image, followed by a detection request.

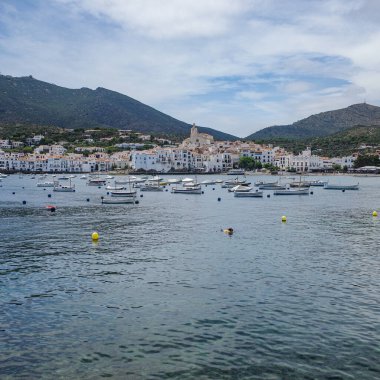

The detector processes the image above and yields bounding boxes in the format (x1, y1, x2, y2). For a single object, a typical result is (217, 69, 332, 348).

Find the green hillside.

(0, 74, 238, 141)
(255, 125, 380, 156)
(246, 103, 380, 140)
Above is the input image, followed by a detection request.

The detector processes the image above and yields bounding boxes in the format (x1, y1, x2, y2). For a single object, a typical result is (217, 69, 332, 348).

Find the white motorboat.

(323, 183, 359, 190)
(171, 185, 202, 194)
(36, 181, 55, 187)
(110, 190, 137, 197)
(140, 184, 163, 192)
(53, 182, 75, 192)
(258, 184, 286, 190)
(105, 185, 125, 190)
(254, 180, 278, 186)
(105, 175, 114, 179)
(234, 191, 263, 197)
(274, 188, 309, 195)
(167, 178, 181, 184)
(228, 185, 253, 192)
(201, 179, 217, 185)
(183, 181, 200, 187)
(227, 169, 245, 175)
(309, 180, 328, 187)
(181, 178, 194, 183)
(223, 178, 251, 186)
(87, 178, 106, 186)
(101, 197, 136, 204)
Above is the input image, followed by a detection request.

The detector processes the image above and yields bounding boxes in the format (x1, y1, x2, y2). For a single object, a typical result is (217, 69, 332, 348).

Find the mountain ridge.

(0, 74, 238, 141)
(246, 103, 380, 140)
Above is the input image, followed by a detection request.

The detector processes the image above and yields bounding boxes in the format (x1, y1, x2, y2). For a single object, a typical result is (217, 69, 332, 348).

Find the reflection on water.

(1, 175, 380, 379)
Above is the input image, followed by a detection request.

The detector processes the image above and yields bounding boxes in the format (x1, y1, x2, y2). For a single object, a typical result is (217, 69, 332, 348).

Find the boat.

(140, 184, 163, 192)
(110, 190, 137, 197)
(53, 180, 75, 192)
(87, 178, 107, 186)
(167, 178, 181, 184)
(105, 175, 114, 179)
(309, 180, 328, 187)
(36, 181, 55, 187)
(58, 175, 70, 180)
(201, 179, 217, 185)
(227, 169, 245, 175)
(274, 188, 309, 195)
(234, 191, 263, 197)
(181, 177, 194, 183)
(254, 180, 278, 186)
(105, 185, 125, 190)
(80, 175, 87, 179)
(115, 176, 146, 184)
(171, 185, 202, 194)
(289, 181, 311, 188)
(183, 181, 200, 187)
(101, 197, 137, 204)
(222, 178, 251, 187)
(323, 183, 359, 190)
(258, 184, 286, 190)
(228, 185, 253, 192)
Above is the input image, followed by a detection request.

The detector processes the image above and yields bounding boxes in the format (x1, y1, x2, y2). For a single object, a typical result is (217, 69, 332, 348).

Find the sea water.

(1, 175, 380, 379)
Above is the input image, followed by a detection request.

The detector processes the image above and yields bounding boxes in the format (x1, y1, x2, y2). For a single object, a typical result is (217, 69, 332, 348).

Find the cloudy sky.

(1, 0, 380, 137)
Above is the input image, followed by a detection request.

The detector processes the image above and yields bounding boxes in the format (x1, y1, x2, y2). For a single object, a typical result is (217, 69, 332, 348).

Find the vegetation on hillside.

(253, 125, 380, 156)
(246, 103, 380, 140)
(0, 74, 238, 141)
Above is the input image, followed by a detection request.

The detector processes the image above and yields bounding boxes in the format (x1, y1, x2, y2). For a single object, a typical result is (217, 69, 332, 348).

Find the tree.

(239, 156, 261, 170)
(354, 154, 380, 168)
(332, 164, 342, 171)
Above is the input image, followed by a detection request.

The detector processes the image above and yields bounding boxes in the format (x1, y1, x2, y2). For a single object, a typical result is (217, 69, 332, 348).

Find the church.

(181, 123, 214, 148)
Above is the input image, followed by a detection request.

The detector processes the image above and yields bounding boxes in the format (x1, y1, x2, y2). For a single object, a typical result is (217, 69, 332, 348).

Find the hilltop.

(246, 103, 380, 140)
(255, 125, 380, 157)
(0, 74, 238, 141)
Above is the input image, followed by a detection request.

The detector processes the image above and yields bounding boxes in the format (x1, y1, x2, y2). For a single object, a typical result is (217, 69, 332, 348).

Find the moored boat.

(309, 180, 328, 187)
(105, 185, 125, 190)
(53, 182, 75, 192)
(101, 197, 137, 204)
(87, 178, 107, 186)
(234, 191, 263, 197)
(171, 185, 202, 194)
(228, 185, 253, 192)
(323, 183, 359, 190)
(36, 181, 55, 187)
(274, 188, 309, 195)
(110, 190, 137, 197)
(258, 184, 286, 190)
(227, 169, 245, 175)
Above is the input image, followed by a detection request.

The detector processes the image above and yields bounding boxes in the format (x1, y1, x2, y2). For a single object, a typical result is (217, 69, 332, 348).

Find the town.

(0, 124, 363, 173)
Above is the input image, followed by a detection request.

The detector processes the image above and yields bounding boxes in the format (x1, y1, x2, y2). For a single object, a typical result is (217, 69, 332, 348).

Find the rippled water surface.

(1, 174, 380, 379)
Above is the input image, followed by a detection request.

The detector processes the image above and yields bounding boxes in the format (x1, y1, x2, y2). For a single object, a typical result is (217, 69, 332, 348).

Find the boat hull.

(324, 184, 359, 190)
(274, 189, 309, 195)
(101, 198, 136, 204)
(234, 191, 263, 197)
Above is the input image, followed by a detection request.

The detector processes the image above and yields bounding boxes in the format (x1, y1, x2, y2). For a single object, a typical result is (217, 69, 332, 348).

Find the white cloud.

(1, 0, 380, 137)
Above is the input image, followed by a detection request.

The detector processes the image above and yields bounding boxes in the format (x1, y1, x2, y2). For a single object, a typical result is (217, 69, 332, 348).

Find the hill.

(255, 125, 380, 157)
(0, 74, 238, 141)
(246, 103, 380, 140)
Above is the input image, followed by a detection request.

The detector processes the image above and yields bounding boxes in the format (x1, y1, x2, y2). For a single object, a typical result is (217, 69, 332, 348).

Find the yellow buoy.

(373, 211, 378, 217)
(281, 215, 287, 222)
(92, 231, 99, 240)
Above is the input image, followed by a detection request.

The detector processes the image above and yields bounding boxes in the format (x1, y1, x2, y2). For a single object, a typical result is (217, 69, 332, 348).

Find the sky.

(1, 0, 380, 137)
